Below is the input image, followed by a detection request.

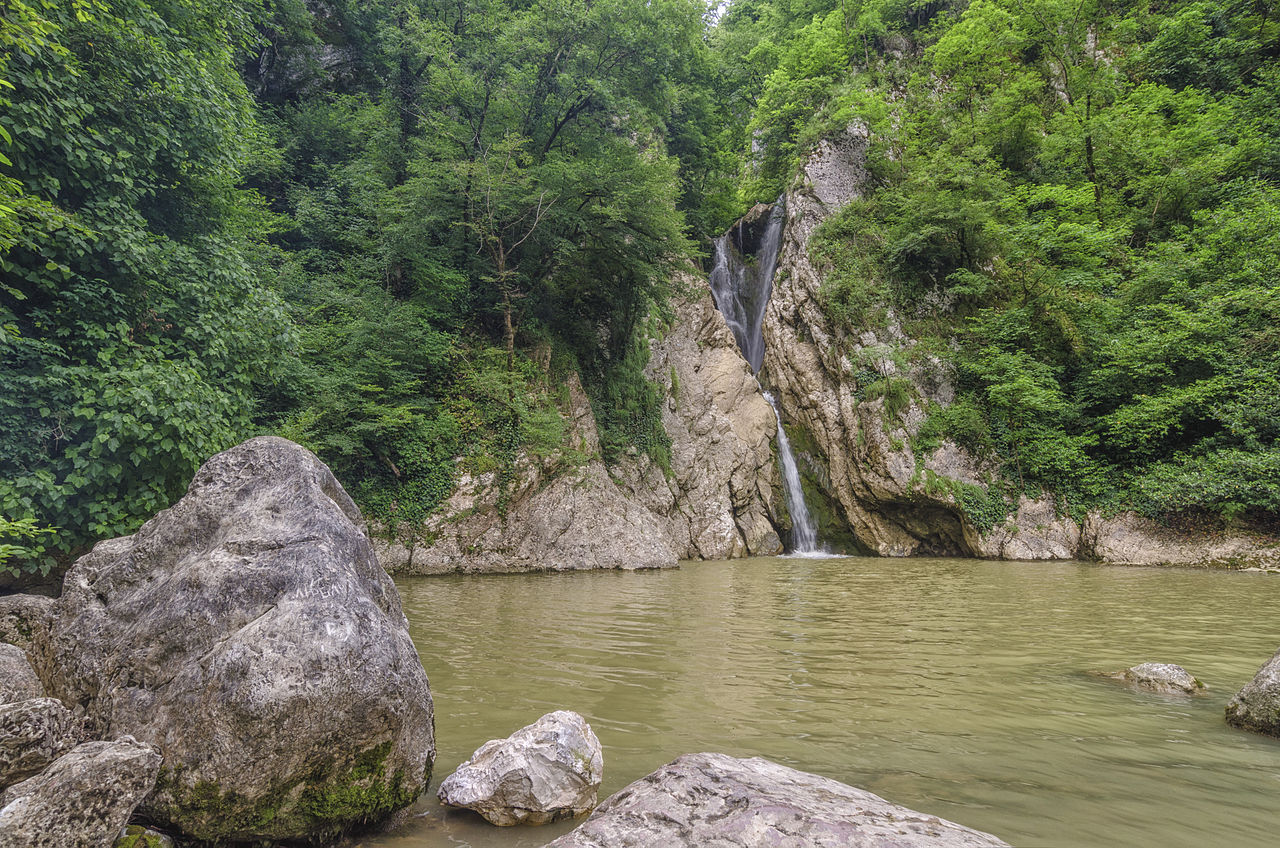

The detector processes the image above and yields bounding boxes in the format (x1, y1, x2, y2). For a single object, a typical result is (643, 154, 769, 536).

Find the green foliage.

(0, 0, 289, 560)
(0, 516, 57, 578)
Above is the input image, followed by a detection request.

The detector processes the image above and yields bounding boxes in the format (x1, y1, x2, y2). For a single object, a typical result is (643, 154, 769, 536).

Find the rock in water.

(0, 738, 161, 848)
(0, 644, 43, 705)
(1226, 648, 1280, 736)
(1104, 663, 1205, 695)
(439, 711, 603, 826)
(0, 698, 84, 789)
(543, 753, 1010, 848)
(39, 436, 436, 843)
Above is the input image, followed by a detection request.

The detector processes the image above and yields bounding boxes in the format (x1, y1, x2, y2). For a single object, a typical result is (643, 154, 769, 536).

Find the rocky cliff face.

(613, 290, 783, 560)
(757, 125, 1280, 567)
(377, 331, 784, 575)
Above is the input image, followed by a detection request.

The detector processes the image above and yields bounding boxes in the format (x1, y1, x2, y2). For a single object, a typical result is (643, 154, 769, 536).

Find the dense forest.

(2, 0, 1277, 574)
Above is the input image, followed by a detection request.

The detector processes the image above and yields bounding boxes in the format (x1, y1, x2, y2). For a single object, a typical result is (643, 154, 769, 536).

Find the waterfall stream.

(708, 200, 823, 554)
(762, 391, 820, 553)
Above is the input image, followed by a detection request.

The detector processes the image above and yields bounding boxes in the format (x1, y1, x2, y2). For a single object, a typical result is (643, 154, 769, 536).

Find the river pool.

(367, 557, 1280, 847)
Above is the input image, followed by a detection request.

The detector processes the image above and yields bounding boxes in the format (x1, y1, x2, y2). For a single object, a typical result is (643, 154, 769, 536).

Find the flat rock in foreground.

(1226, 647, 1280, 736)
(40, 436, 436, 843)
(543, 752, 1010, 848)
(439, 710, 603, 825)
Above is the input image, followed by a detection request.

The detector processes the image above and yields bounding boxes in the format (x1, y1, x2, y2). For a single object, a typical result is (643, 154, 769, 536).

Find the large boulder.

(1226, 648, 1280, 736)
(439, 710, 603, 826)
(0, 644, 42, 705)
(39, 436, 436, 843)
(0, 738, 161, 848)
(0, 698, 84, 789)
(543, 753, 1010, 848)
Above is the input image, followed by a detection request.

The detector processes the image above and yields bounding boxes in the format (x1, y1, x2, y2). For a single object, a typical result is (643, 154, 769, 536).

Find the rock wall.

(757, 124, 1280, 567)
(613, 290, 783, 560)
(376, 336, 784, 575)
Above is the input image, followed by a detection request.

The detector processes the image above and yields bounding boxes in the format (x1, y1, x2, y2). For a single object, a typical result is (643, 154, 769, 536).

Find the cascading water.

(708, 203, 785, 374)
(762, 391, 820, 553)
(708, 199, 823, 554)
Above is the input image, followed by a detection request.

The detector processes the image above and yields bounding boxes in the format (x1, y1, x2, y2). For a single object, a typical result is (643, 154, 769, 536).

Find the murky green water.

(365, 557, 1280, 848)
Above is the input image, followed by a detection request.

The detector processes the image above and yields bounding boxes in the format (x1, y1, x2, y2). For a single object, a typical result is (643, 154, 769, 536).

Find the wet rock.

(0, 698, 84, 789)
(439, 710, 603, 826)
(1226, 648, 1280, 737)
(543, 752, 1010, 848)
(1104, 663, 1205, 695)
(0, 644, 42, 704)
(0, 738, 160, 848)
(40, 436, 435, 844)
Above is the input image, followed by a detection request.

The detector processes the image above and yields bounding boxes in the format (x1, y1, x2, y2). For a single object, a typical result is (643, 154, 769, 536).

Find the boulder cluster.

(0, 437, 435, 846)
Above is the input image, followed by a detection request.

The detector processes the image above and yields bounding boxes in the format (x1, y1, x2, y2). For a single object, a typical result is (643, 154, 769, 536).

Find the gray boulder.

(1104, 663, 1205, 695)
(0, 644, 42, 704)
(439, 710, 603, 826)
(0, 697, 84, 789)
(40, 436, 436, 843)
(543, 752, 1010, 848)
(0, 593, 54, 654)
(0, 737, 161, 848)
(1226, 648, 1280, 736)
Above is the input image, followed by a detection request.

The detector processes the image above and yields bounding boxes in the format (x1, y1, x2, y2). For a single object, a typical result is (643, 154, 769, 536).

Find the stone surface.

(0, 738, 161, 848)
(0, 593, 54, 654)
(1225, 648, 1280, 736)
(1081, 512, 1280, 569)
(375, 372, 680, 574)
(543, 752, 1010, 848)
(39, 436, 435, 843)
(613, 289, 784, 560)
(1104, 663, 1205, 695)
(0, 644, 42, 705)
(0, 698, 83, 789)
(439, 710, 603, 826)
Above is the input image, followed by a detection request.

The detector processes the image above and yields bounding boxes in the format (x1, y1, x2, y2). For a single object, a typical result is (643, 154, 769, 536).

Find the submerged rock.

(543, 752, 1009, 848)
(1103, 663, 1205, 695)
(0, 644, 42, 705)
(0, 737, 161, 848)
(39, 436, 435, 843)
(0, 698, 83, 789)
(1226, 648, 1280, 736)
(439, 710, 603, 826)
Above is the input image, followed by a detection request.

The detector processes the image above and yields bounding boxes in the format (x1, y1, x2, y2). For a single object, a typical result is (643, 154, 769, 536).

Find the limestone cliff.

(614, 290, 783, 560)
(757, 125, 1280, 567)
(375, 309, 784, 575)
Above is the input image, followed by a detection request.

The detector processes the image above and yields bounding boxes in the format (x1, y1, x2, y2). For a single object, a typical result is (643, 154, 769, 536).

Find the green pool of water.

(368, 557, 1280, 847)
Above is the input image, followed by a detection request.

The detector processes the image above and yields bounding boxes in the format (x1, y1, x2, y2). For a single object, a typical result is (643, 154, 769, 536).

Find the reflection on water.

(368, 558, 1280, 848)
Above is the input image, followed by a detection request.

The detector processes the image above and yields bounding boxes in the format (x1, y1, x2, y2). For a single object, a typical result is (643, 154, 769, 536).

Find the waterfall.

(708, 202, 785, 374)
(762, 391, 821, 554)
(708, 199, 824, 554)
